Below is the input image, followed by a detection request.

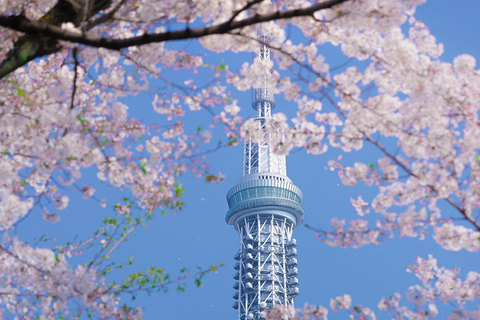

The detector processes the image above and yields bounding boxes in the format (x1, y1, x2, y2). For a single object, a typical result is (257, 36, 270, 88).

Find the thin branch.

(87, 0, 128, 29)
(70, 48, 79, 110)
(225, 0, 264, 27)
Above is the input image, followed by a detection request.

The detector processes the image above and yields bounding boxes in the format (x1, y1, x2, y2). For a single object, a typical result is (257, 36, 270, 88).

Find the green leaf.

(15, 87, 25, 96)
(139, 161, 147, 175)
(175, 183, 184, 197)
(77, 116, 88, 125)
(216, 60, 226, 71)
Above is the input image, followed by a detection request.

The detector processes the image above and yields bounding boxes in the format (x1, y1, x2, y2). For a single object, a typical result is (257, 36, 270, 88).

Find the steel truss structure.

(226, 27, 305, 320)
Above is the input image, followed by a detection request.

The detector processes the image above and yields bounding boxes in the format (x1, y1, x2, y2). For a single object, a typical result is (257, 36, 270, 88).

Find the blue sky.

(15, 1, 480, 319)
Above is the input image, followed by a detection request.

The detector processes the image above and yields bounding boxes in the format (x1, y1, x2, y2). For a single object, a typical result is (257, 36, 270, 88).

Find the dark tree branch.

(0, 0, 350, 51)
(0, 0, 112, 79)
(70, 48, 79, 110)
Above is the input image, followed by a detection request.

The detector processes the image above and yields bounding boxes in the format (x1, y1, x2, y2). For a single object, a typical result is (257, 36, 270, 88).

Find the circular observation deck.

(225, 173, 305, 226)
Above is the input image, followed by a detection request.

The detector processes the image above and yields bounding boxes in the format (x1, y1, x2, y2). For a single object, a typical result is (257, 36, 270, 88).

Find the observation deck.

(225, 173, 305, 226)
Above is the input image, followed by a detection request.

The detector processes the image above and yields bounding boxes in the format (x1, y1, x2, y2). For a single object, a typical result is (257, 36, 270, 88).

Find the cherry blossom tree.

(0, 0, 479, 318)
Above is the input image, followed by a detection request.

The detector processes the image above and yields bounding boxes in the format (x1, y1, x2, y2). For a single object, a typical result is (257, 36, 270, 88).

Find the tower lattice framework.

(226, 27, 305, 320)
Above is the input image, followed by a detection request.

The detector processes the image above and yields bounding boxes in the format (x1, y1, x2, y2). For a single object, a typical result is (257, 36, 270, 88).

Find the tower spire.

(253, 26, 274, 118)
(226, 25, 305, 320)
(243, 27, 286, 177)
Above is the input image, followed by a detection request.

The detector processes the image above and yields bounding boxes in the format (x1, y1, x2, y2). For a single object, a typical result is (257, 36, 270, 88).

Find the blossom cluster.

(266, 255, 480, 320)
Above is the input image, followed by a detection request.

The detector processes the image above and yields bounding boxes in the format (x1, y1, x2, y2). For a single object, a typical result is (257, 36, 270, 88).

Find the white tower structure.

(226, 28, 305, 320)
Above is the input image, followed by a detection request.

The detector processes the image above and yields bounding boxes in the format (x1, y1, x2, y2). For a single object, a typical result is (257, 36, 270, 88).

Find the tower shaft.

(233, 214, 299, 319)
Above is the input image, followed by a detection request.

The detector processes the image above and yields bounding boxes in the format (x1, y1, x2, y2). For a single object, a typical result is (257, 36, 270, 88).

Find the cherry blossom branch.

(265, 256, 480, 320)
(117, 263, 224, 296)
(261, 39, 480, 232)
(0, 0, 350, 51)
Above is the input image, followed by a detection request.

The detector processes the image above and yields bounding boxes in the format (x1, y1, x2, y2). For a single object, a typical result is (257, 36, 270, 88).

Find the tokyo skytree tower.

(225, 27, 305, 320)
